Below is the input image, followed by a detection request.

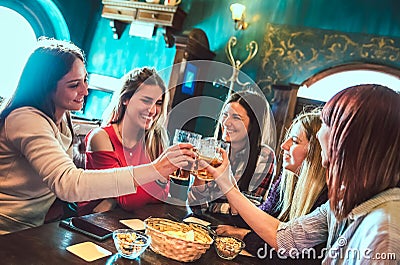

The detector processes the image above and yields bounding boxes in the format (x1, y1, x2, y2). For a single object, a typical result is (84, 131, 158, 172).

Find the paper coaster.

(183, 216, 211, 227)
(66, 241, 112, 262)
(120, 219, 145, 230)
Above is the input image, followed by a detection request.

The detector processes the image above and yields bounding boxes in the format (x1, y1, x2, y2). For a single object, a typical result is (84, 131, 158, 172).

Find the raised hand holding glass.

(196, 138, 230, 181)
(170, 129, 202, 180)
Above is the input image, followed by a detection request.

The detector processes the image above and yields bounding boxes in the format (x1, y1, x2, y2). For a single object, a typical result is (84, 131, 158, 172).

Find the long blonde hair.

(277, 109, 327, 222)
(107, 67, 169, 160)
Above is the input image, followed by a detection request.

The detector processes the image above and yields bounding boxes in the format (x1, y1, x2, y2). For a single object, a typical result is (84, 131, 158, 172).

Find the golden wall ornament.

(217, 36, 258, 98)
(258, 23, 400, 91)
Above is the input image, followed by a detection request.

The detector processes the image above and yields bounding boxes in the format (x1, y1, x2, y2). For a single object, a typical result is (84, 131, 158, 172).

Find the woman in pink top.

(77, 68, 170, 215)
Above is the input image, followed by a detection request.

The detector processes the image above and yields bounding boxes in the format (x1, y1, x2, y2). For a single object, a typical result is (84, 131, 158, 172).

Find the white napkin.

(66, 241, 112, 262)
(183, 216, 211, 227)
(119, 219, 145, 230)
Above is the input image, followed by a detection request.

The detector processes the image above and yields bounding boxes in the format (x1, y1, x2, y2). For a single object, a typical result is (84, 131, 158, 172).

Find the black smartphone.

(59, 217, 113, 241)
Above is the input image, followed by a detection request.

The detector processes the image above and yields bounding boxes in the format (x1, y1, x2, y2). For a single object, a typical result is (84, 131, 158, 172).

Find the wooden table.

(0, 201, 266, 264)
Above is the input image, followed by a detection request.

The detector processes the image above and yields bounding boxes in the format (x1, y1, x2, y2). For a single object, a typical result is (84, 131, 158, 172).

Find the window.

(298, 69, 400, 102)
(0, 1, 70, 109)
(0, 7, 36, 103)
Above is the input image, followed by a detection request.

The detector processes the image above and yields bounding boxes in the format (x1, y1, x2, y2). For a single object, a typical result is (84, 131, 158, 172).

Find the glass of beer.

(170, 129, 202, 180)
(196, 138, 230, 181)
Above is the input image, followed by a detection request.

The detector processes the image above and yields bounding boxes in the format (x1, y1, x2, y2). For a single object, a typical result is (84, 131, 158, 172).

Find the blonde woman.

(77, 67, 171, 215)
(216, 109, 327, 258)
(276, 109, 327, 221)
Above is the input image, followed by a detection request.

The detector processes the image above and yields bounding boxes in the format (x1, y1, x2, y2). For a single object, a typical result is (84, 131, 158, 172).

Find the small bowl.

(214, 236, 245, 260)
(113, 229, 151, 259)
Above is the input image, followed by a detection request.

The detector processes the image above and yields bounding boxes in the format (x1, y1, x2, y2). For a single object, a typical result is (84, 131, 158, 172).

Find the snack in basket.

(144, 217, 213, 262)
(164, 229, 195, 241)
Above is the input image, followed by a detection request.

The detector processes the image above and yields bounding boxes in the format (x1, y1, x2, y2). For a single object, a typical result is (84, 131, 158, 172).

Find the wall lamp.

(230, 3, 248, 30)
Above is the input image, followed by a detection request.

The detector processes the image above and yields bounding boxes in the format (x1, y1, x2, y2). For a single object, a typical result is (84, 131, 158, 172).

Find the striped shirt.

(276, 188, 400, 264)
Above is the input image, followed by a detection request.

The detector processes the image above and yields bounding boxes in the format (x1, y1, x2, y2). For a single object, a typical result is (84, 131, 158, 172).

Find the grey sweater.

(0, 107, 135, 234)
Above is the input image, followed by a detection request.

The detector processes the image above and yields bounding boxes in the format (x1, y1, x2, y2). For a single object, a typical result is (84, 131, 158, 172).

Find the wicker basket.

(144, 217, 213, 262)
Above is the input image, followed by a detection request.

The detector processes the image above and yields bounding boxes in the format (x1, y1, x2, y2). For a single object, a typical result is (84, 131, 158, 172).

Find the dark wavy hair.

(215, 91, 270, 191)
(321, 84, 400, 220)
(0, 37, 85, 131)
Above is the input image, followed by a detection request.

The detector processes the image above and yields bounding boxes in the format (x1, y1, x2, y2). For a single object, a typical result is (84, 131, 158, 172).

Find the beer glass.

(170, 129, 202, 180)
(196, 138, 230, 181)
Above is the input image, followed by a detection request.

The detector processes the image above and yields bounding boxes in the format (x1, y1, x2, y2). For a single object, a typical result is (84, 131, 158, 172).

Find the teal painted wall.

(52, 0, 100, 52)
(53, 0, 400, 81)
(50, 0, 399, 136)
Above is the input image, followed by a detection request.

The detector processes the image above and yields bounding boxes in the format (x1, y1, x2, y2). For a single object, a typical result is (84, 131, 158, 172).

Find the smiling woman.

(0, 39, 195, 234)
(188, 91, 277, 215)
(76, 67, 171, 216)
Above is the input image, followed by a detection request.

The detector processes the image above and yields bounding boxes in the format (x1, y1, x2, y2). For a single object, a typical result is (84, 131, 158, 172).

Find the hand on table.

(216, 225, 251, 240)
